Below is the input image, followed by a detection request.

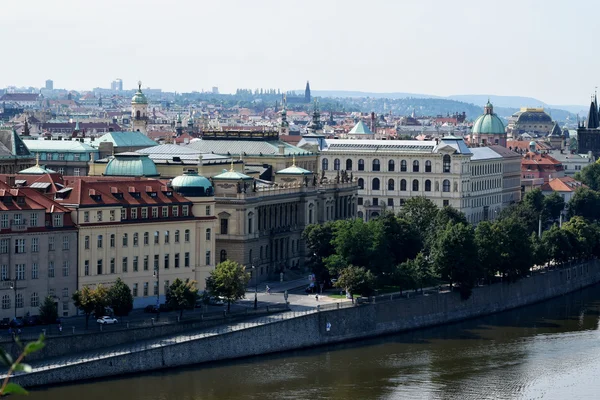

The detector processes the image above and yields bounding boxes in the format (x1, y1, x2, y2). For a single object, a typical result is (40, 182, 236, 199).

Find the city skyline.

(0, 0, 596, 105)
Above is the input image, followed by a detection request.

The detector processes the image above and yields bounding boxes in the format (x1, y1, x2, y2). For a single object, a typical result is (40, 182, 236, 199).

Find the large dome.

(104, 152, 158, 177)
(172, 171, 213, 197)
(515, 110, 552, 124)
(472, 102, 505, 135)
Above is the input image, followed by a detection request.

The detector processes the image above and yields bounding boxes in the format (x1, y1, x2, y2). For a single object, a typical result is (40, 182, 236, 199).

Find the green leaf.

(13, 362, 32, 373)
(2, 383, 28, 395)
(0, 349, 12, 367)
(24, 340, 45, 355)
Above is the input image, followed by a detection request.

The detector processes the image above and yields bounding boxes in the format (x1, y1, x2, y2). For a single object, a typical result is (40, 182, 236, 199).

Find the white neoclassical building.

(316, 136, 521, 224)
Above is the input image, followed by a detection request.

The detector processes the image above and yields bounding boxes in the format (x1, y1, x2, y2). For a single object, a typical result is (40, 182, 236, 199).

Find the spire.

(305, 81, 311, 103)
(586, 95, 599, 128)
(229, 159, 234, 172)
(292, 154, 296, 167)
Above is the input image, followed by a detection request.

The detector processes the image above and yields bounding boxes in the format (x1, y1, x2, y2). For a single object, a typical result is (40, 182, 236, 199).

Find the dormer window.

(15, 197, 25, 205)
(53, 214, 63, 227)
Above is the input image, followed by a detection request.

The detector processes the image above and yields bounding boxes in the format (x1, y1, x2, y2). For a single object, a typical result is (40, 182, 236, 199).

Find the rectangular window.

(357, 197, 363, 206)
(48, 261, 55, 278)
(15, 239, 25, 254)
(184, 252, 190, 268)
(443, 200, 450, 207)
(182, 205, 189, 217)
(49, 236, 55, 251)
(74, 168, 81, 176)
(30, 213, 38, 227)
(133, 233, 139, 246)
(133, 256, 139, 272)
(154, 231, 159, 245)
(133, 283, 138, 297)
(164, 254, 169, 269)
(110, 258, 115, 274)
(13, 214, 22, 225)
(31, 237, 39, 252)
(205, 251, 211, 265)
(32, 263, 38, 279)
(0, 214, 8, 229)
(141, 208, 148, 219)
(143, 255, 149, 271)
(164, 231, 170, 244)
(98, 235, 103, 248)
(83, 211, 89, 223)
(120, 209, 125, 221)
(220, 219, 228, 235)
(206, 229, 211, 241)
(172, 206, 179, 217)
(185, 230, 190, 242)
(53, 214, 63, 227)
(62, 261, 69, 277)
(1, 265, 8, 281)
(205, 205, 210, 216)
(62, 236, 69, 250)
(175, 253, 180, 268)
(84, 260, 89, 276)
(175, 230, 180, 243)
(144, 232, 149, 245)
(143, 282, 148, 296)
(84, 236, 90, 250)
(97, 211, 103, 222)
(388, 198, 394, 207)
(154, 255, 159, 270)
(110, 234, 115, 248)
(131, 208, 138, 219)
(152, 207, 158, 218)
(122, 257, 128, 273)
(0, 239, 9, 254)
(162, 207, 168, 218)
(153, 281, 159, 296)
(16, 264, 25, 280)
(373, 198, 379, 206)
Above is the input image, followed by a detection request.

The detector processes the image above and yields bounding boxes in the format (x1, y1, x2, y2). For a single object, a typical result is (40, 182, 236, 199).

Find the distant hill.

(311, 90, 440, 100)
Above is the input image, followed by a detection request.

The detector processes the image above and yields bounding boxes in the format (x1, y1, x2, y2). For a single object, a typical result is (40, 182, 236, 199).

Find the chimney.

(278, 144, 285, 155)
(197, 154, 204, 175)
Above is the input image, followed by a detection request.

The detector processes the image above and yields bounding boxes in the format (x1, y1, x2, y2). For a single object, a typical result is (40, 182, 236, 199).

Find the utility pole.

(153, 265, 160, 321)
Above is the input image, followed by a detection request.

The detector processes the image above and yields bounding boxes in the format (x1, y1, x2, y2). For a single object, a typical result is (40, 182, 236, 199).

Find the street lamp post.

(153, 267, 160, 321)
(9, 279, 16, 320)
(251, 264, 258, 310)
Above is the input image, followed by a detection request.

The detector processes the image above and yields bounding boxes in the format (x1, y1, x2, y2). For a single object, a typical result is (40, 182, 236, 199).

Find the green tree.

(542, 224, 574, 265)
(495, 217, 533, 281)
(72, 286, 97, 329)
(431, 223, 479, 299)
(393, 261, 417, 294)
(530, 231, 548, 268)
(38, 296, 58, 325)
(108, 278, 134, 317)
(543, 192, 565, 221)
(474, 221, 501, 281)
(206, 260, 250, 312)
(562, 216, 597, 259)
(166, 278, 199, 319)
(302, 222, 336, 283)
(574, 162, 600, 191)
(398, 196, 438, 245)
(370, 213, 421, 276)
(567, 187, 600, 221)
(523, 188, 545, 213)
(92, 285, 110, 319)
(330, 219, 375, 270)
(334, 265, 376, 300)
(498, 202, 540, 234)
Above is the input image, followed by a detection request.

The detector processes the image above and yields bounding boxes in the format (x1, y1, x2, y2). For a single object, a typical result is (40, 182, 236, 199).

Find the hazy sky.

(1, 0, 595, 104)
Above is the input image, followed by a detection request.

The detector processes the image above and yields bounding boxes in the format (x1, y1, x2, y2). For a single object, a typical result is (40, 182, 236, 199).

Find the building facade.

(0, 180, 78, 320)
(22, 139, 99, 176)
(54, 178, 216, 309)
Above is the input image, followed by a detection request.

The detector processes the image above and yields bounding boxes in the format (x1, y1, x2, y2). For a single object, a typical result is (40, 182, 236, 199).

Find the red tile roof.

(541, 177, 586, 192)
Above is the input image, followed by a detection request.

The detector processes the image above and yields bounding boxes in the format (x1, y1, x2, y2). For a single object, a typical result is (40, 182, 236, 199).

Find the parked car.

(144, 305, 159, 313)
(96, 316, 118, 324)
(208, 297, 225, 306)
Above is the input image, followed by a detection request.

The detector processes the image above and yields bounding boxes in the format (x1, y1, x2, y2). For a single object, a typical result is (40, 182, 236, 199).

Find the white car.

(96, 316, 118, 324)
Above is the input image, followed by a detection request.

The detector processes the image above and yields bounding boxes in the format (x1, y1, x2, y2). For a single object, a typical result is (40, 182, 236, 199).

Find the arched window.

(372, 159, 380, 172)
(30, 292, 39, 307)
(413, 160, 419, 172)
(358, 211, 364, 220)
(358, 159, 365, 171)
(136, 110, 140, 119)
(443, 179, 450, 192)
(174, 230, 179, 243)
(371, 212, 380, 218)
(346, 159, 353, 170)
(358, 178, 364, 189)
(248, 212, 253, 234)
(400, 160, 407, 172)
(122, 233, 128, 247)
(425, 179, 431, 192)
(133, 232, 139, 246)
(334, 158, 341, 171)
(442, 154, 452, 173)
(412, 179, 419, 191)
(388, 160, 395, 172)
(220, 249, 227, 262)
(388, 179, 394, 191)
(425, 160, 432, 172)
(400, 179, 407, 191)
(372, 178, 380, 191)
(322, 158, 329, 171)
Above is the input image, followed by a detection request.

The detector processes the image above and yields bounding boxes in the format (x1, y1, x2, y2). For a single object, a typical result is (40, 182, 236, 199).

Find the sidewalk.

(253, 277, 309, 294)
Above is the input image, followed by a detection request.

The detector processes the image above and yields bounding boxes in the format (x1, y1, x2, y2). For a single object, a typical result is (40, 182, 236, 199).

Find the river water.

(30, 285, 600, 400)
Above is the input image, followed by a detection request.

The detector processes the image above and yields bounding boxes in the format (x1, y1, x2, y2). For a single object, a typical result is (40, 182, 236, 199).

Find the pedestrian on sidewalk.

(266, 285, 271, 295)
(58, 324, 63, 334)
(315, 294, 319, 301)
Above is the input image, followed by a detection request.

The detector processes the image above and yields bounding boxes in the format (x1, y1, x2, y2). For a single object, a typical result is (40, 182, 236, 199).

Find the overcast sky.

(0, 0, 595, 105)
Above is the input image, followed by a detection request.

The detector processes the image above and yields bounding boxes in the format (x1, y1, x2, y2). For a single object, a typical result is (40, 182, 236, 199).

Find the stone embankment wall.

(14, 261, 600, 388)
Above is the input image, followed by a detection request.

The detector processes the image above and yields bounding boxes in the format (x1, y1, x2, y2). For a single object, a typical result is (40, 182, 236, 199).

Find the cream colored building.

(316, 137, 521, 224)
(55, 177, 216, 309)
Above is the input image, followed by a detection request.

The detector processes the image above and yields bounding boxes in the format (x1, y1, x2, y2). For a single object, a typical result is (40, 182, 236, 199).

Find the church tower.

(131, 81, 148, 133)
(279, 95, 289, 136)
(304, 81, 311, 103)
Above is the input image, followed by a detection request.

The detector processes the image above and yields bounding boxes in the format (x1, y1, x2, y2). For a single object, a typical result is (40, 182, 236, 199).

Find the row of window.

(83, 205, 194, 223)
(85, 251, 203, 275)
(0, 261, 69, 280)
(0, 236, 70, 254)
(471, 163, 502, 176)
(357, 198, 450, 213)
(358, 178, 456, 193)
(84, 229, 206, 249)
(1, 292, 49, 309)
(131, 281, 169, 297)
(0, 213, 63, 228)
(322, 155, 452, 173)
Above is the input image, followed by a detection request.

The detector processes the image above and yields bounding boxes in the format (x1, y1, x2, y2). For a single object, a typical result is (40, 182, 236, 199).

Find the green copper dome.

(172, 171, 213, 197)
(104, 152, 158, 177)
(131, 82, 148, 105)
(472, 102, 505, 135)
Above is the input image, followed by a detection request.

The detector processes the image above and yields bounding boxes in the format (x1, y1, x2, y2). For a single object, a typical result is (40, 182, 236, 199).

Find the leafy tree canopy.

(206, 260, 250, 312)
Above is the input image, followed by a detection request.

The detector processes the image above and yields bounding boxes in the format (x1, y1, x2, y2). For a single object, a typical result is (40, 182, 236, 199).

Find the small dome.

(131, 82, 148, 105)
(472, 102, 505, 135)
(104, 152, 158, 177)
(172, 171, 213, 197)
(529, 141, 536, 146)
